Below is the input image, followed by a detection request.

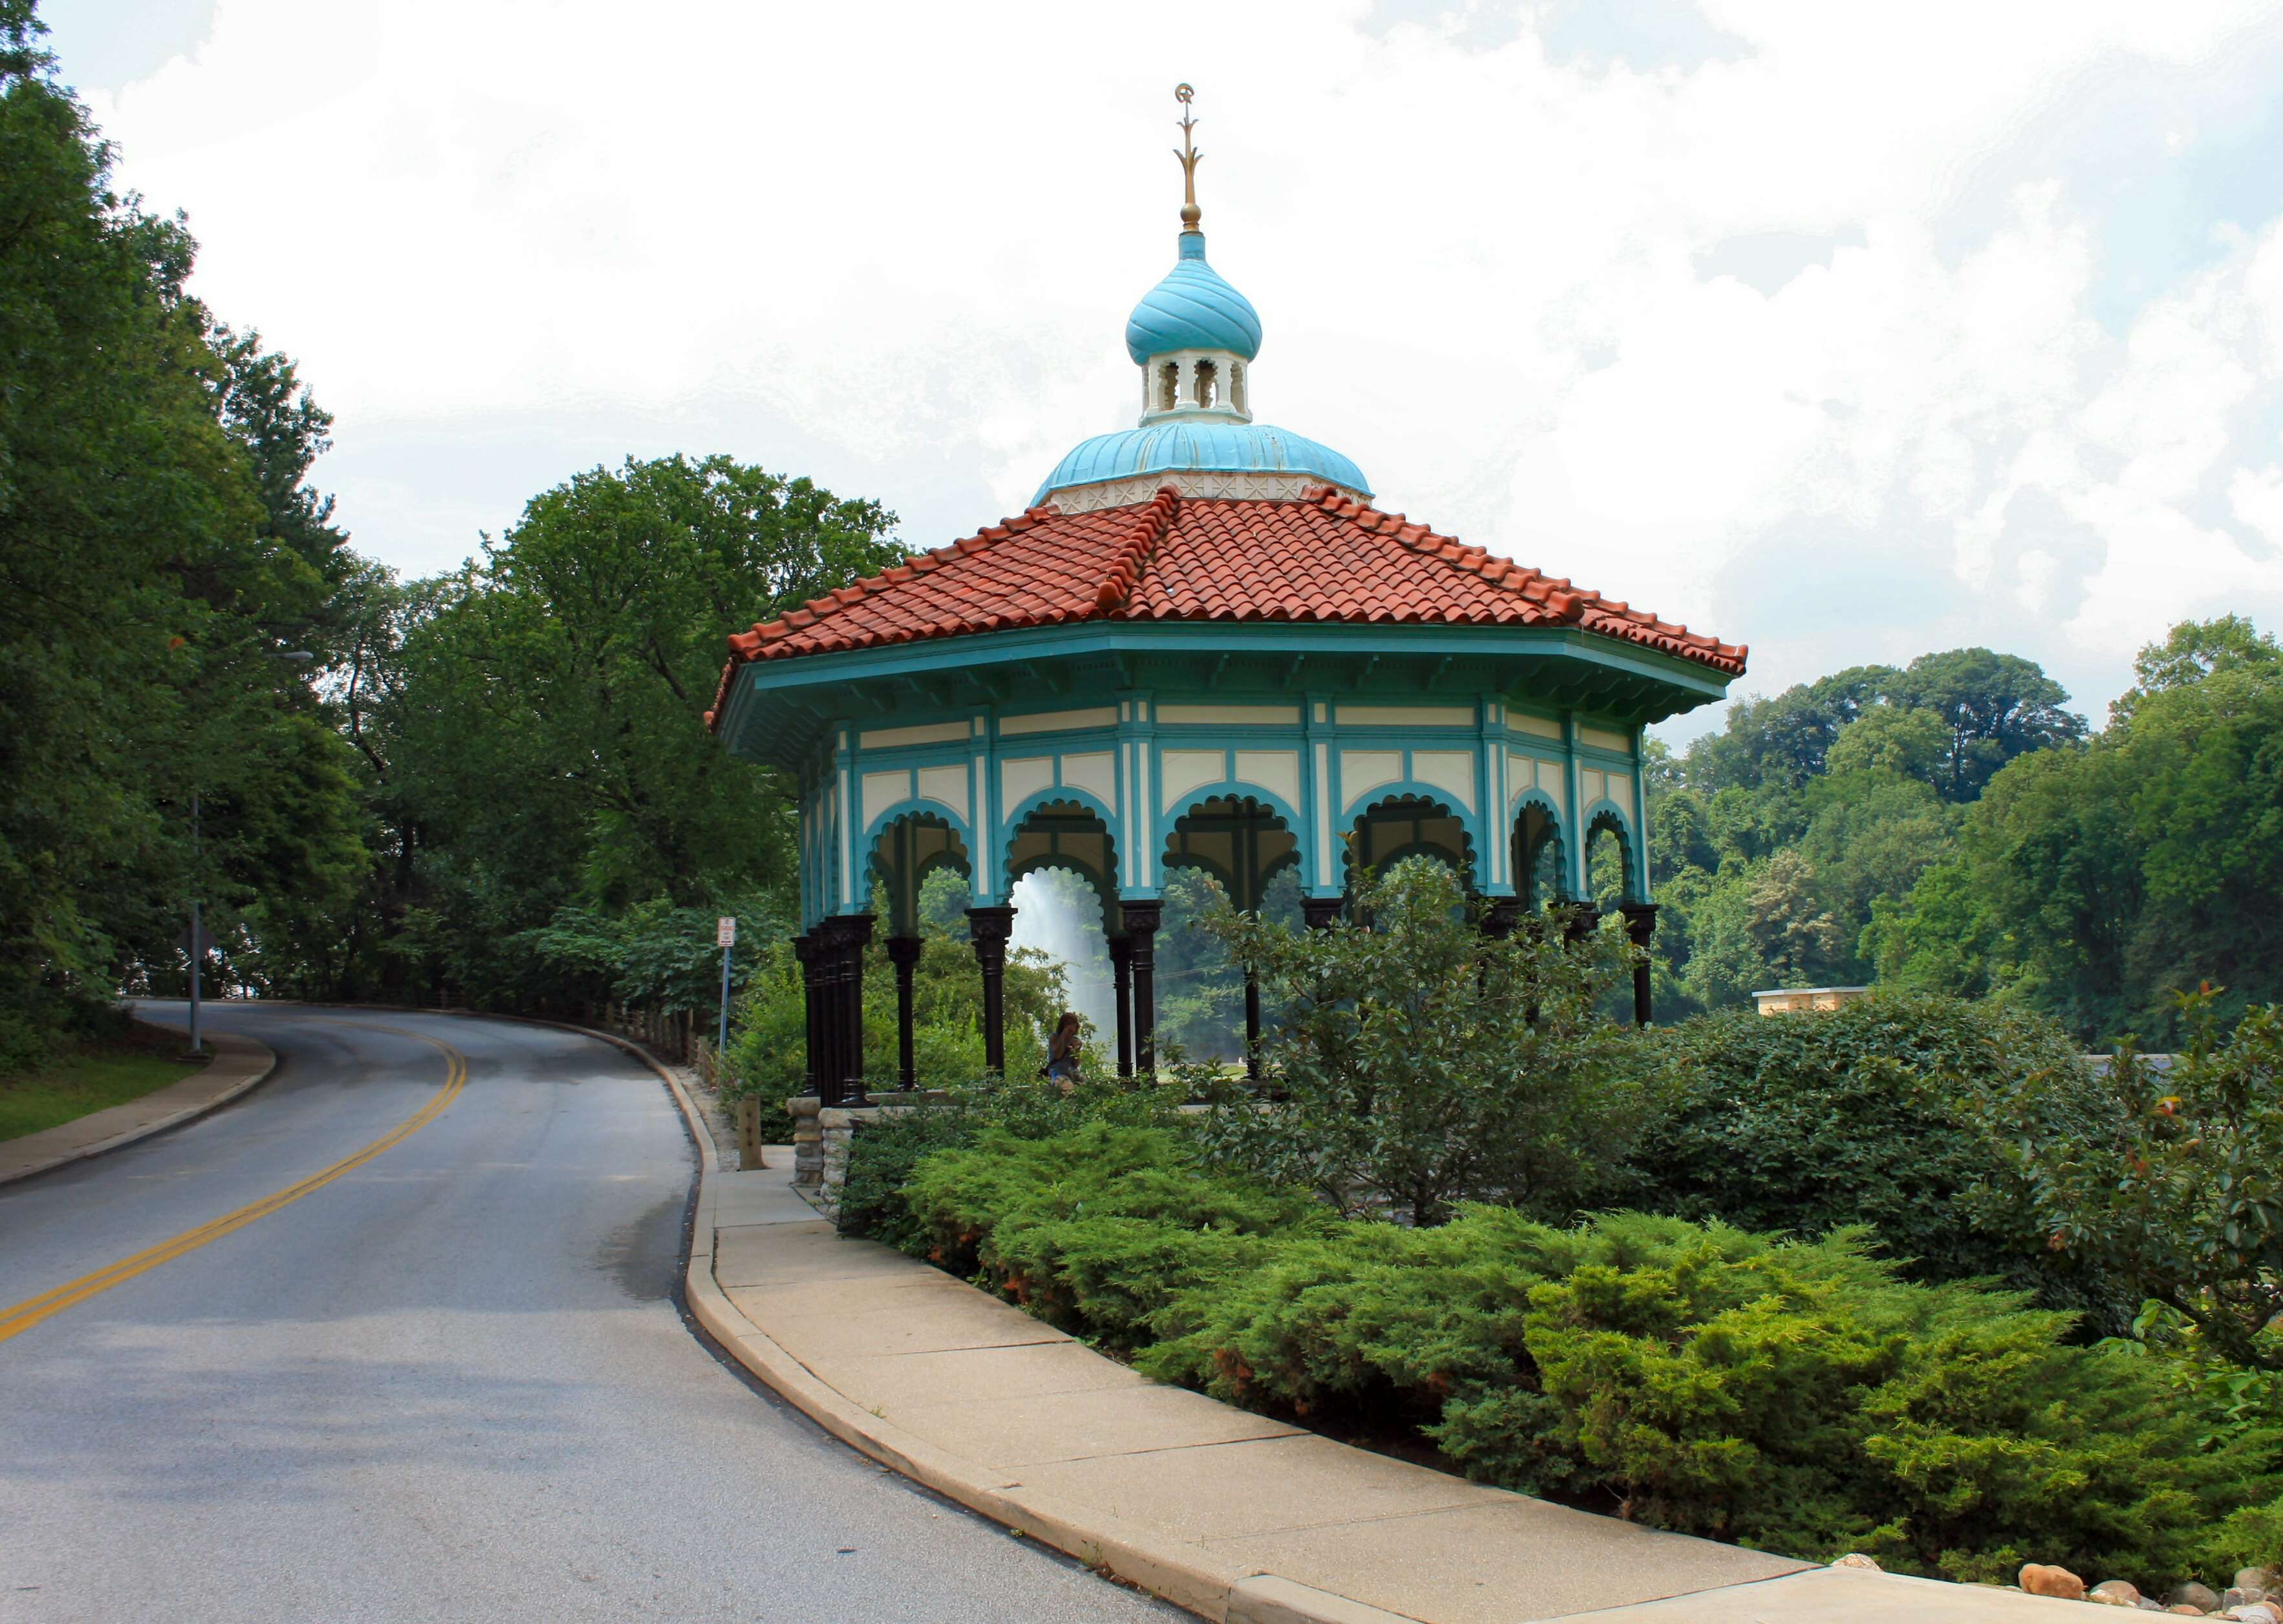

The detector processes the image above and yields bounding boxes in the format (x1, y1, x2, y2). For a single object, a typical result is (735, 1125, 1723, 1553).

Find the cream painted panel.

(1410, 750, 1477, 814)
(1060, 750, 1118, 807)
(860, 770, 913, 823)
(1510, 712, 1563, 740)
(1582, 768, 1605, 806)
(914, 764, 969, 822)
(1314, 741, 1333, 887)
(1338, 704, 1475, 728)
(1001, 756, 1054, 811)
(861, 720, 968, 750)
(999, 706, 1118, 737)
(1157, 704, 1303, 726)
(1507, 751, 1533, 815)
(1339, 750, 1403, 808)
(1607, 777, 1633, 819)
(1232, 750, 1302, 807)
(1580, 726, 1632, 755)
(1159, 749, 1228, 814)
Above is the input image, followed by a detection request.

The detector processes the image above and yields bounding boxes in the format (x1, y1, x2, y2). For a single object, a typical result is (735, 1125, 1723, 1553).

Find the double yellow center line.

(0, 1023, 468, 1346)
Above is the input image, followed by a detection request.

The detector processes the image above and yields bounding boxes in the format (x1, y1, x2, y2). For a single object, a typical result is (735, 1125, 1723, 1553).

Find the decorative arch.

(1163, 794, 1299, 913)
(1005, 796, 1122, 931)
(1511, 793, 1569, 909)
(1346, 792, 1477, 889)
(1001, 782, 1120, 843)
(1581, 804, 1641, 907)
(867, 811, 974, 937)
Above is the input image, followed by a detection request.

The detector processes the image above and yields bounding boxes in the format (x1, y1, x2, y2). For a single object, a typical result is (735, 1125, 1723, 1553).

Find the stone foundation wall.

(784, 1091, 946, 1218)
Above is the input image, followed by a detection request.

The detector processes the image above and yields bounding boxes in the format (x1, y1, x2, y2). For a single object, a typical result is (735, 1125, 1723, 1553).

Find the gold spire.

(1173, 83, 1202, 233)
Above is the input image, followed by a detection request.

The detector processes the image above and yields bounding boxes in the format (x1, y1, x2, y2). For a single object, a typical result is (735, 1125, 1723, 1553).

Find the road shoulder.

(0, 1029, 277, 1187)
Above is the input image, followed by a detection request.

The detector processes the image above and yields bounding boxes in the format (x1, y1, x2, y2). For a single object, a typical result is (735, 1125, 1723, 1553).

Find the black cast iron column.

(817, 914, 874, 1105)
(1120, 900, 1162, 1078)
(966, 905, 1017, 1075)
(1108, 935, 1134, 1078)
(791, 932, 823, 1096)
(1619, 902, 1658, 1027)
(885, 934, 922, 1090)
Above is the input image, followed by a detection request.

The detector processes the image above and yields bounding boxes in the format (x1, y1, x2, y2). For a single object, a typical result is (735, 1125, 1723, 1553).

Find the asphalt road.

(0, 1004, 1179, 1624)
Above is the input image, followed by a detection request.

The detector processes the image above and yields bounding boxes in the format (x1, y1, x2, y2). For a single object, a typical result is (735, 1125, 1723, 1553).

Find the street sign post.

(716, 917, 736, 1056)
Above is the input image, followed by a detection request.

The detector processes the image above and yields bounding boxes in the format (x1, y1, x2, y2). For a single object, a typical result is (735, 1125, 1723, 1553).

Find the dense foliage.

(1625, 994, 2118, 1317)
(869, 1114, 2283, 1584)
(1186, 858, 1655, 1225)
(1659, 622, 2283, 1046)
(0, 6, 364, 1068)
(1963, 994, 2283, 1370)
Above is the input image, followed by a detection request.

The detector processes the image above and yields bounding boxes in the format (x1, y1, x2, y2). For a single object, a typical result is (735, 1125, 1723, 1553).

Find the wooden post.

(737, 1096, 763, 1169)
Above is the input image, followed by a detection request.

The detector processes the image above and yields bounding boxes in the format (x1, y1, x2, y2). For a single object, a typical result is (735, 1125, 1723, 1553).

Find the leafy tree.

(1870, 618, 2282, 1042)
(376, 454, 902, 1003)
(1962, 993, 2283, 1370)
(1824, 704, 1949, 783)
(1684, 666, 1898, 794)
(1743, 849, 1841, 986)
(1189, 857, 1652, 1225)
(0, 8, 363, 1063)
(2114, 616, 2280, 722)
(1626, 993, 2110, 1310)
(1887, 647, 2086, 802)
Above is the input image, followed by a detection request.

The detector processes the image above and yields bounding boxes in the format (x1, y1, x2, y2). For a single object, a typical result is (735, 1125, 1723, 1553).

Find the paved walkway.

(669, 1101, 2094, 1623)
(0, 1028, 276, 1186)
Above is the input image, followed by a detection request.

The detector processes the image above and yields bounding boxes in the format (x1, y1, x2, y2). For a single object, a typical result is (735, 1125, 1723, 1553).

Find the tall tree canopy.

(0, 5, 363, 1065)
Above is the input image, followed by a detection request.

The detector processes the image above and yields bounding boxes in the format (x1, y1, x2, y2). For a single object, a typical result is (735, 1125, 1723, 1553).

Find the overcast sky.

(50, 0, 2283, 738)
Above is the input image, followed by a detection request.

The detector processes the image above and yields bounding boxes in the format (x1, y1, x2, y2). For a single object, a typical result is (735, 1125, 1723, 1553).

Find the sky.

(47, 0, 2283, 741)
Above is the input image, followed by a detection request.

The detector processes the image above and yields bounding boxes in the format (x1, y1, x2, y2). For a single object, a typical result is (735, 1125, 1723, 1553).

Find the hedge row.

(852, 1109, 2283, 1588)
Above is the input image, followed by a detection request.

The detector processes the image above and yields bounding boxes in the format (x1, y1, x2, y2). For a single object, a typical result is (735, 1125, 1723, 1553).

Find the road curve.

(0, 1004, 1178, 1624)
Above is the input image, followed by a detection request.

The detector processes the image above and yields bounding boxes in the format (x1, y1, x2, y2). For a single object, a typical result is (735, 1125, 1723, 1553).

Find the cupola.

(1034, 86, 1371, 514)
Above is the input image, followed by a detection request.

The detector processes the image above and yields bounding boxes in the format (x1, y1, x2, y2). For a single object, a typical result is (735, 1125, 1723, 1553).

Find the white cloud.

(79, 0, 2283, 731)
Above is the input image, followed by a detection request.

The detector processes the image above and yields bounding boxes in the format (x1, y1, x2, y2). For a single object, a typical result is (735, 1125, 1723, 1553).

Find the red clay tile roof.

(707, 488, 1744, 723)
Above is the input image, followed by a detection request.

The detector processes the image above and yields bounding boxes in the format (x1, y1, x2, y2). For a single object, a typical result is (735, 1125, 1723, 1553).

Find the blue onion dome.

(1032, 422, 1369, 508)
(1125, 233, 1262, 364)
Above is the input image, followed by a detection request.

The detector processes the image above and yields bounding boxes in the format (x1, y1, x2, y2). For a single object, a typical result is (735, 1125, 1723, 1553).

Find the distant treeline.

(1647, 620, 2283, 1043)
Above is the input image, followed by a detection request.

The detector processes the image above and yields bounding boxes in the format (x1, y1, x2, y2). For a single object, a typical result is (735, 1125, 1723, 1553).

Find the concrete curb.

(0, 1027, 278, 1188)
(606, 1045, 1409, 1623)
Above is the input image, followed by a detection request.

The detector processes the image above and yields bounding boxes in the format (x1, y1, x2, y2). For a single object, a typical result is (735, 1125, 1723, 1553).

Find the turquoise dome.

(1033, 422, 1370, 506)
(1125, 233, 1262, 364)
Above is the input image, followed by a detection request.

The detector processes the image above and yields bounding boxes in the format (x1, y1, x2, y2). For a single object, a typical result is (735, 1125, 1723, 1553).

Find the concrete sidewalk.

(658, 1078, 2090, 1622)
(0, 1028, 277, 1187)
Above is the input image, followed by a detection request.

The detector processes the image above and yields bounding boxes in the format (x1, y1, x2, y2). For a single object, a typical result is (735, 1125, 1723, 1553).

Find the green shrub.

(1191, 856, 1658, 1225)
(882, 1120, 2280, 1586)
(904, 1118, 1322, 1347)
(1963, 995, 2283, 1370)
(1625, 991, 2121, 1320)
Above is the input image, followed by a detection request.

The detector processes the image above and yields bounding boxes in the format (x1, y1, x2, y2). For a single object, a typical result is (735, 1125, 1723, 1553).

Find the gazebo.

(708, 91, 1745, 1107)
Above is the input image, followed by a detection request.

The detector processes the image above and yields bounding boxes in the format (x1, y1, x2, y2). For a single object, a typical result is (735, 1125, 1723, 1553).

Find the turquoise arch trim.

(861, 797, 978, 861)
(1000, 783, 1120, 841)
(1158, 777, 1314, 893)
(1508, 788, 1569, 904)
(1342, 784, 1486, 887)
(1579, 799, 1645, 902)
